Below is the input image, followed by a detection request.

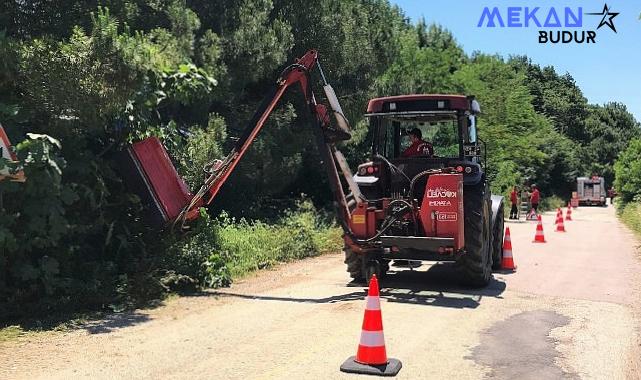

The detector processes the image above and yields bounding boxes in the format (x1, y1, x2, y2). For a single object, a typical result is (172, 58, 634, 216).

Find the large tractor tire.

(344, 247, 389, 283)
(457, 182, 492, 287)
(491, 202, 505, 270)
(344, 246, 364, 281)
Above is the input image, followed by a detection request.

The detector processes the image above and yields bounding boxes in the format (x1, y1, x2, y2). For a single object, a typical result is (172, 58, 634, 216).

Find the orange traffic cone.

(340, 275, 402, 376)
(554, 208, 561, 224)
(533, 215, 547, 243)
(556, 212, 566, 232)
(501, 227, 516, 270)
(565, 205, 572, 221)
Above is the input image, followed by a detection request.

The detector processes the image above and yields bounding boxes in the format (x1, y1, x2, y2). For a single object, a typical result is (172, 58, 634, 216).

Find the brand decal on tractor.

(437, 212, 458, 222)
(425, 187, 457, 198)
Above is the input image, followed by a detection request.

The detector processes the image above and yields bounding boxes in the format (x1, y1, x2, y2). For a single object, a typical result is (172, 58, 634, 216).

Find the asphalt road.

(2, 206, 641, 379)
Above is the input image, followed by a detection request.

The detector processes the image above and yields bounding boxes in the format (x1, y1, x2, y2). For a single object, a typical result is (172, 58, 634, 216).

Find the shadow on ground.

(77, 312, 152, 334)
(207, 262, 506, 310)
(1, 306, 156, 336)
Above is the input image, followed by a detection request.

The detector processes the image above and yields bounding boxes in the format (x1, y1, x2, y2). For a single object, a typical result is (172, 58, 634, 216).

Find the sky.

(390, 0, 641, 122)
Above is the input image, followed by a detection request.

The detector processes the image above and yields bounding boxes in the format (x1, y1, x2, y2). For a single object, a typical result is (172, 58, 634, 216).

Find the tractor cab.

(355, 95, 483, 201)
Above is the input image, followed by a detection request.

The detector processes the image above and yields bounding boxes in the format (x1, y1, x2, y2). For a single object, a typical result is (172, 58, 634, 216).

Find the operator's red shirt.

(510, 190, 518, 205)
(402, 140, 433, 158)
(530, 189, 540, 204)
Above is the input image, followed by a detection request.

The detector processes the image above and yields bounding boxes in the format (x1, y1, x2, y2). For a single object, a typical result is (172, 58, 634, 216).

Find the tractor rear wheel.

(344, 246, 364, 282)
(491, 202, 505, 270)
(344, 247, 389, 283)
(457, 182, 492, 287)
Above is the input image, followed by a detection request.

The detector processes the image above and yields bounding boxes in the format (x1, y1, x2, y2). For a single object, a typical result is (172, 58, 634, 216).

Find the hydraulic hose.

(348, 199, 415, 244)
(409, 169, 444, 202)
(374, 154, 411, 184)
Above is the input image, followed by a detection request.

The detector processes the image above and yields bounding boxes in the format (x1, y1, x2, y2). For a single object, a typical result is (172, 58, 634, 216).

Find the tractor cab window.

(467, 114, 477, 143)
(373, 113, 460, 159)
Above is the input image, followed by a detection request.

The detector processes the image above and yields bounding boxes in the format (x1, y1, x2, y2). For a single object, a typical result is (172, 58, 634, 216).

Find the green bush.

(216, 200, 341, 277)
(540, 195, 566, 212)
(614, 139, 641, 203)
(164, 209, 231, 291)
(619, 201, 641, 238)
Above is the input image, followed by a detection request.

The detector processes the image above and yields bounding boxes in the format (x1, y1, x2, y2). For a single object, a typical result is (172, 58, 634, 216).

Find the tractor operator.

(402, 128, 434, 158)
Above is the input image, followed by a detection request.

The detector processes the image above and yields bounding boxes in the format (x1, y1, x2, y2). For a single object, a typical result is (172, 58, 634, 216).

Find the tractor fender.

(490, 194, 504, 229)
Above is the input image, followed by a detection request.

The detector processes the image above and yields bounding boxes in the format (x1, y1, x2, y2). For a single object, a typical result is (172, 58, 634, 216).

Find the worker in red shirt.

(402, 128, 433, 158)
(509, 186, 519, 219)
(530, 185, 540, 213)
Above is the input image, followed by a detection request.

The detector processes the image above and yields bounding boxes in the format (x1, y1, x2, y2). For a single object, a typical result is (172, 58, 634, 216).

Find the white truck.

(576, 176, 606, 206)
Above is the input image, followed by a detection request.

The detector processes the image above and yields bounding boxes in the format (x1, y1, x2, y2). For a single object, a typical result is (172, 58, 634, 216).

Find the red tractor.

(343, 95, 504, 286)
(120, 50, 504, 287)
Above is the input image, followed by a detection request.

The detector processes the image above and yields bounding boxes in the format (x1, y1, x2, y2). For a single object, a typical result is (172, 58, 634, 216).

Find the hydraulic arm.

(174, 50, 363, 231)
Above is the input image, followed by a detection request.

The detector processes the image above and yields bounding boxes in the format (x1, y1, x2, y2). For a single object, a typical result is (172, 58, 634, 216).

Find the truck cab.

(577, 176, 606, 206)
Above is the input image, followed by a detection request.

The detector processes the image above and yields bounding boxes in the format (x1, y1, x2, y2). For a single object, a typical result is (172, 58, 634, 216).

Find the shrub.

(619, 201, 641, 238)
(540, 195, 566, 212)
(216, 200, 341, 277)
(163, 209, 231, 291)
(614, 139, 641, 203)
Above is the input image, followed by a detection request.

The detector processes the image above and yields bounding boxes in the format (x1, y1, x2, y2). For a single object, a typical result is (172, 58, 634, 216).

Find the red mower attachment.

(118, 137, 202, 227)
(119, 49, 356, 231)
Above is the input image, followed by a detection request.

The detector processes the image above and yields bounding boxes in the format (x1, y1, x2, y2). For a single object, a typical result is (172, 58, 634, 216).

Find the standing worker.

(509, 186, 519, 219)
(530, 184, 540, 214)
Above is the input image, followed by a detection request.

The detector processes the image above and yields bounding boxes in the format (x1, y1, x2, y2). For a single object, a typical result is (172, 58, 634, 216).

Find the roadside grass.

(217, 206, 342, 278)
(0, 325, 25, 343)
(541, 195, 566, 212)
(0, 321, 72, 343)
(619, 201, 641, 238)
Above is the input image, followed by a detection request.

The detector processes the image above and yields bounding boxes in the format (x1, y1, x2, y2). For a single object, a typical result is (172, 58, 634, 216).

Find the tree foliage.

(614, 139, 641, 203)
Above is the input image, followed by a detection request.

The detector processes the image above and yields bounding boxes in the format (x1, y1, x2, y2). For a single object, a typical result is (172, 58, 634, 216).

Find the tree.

(509, 57, 589, 142)
(614, 139, 641, 202)
(452, 54, 579, 197)
(375, 22, 464, 96)
(584, 103, 641, 186)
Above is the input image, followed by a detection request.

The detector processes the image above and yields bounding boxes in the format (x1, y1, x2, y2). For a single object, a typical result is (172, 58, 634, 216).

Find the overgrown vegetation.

(1, 0, 639, 323)
(614, 139, 641, 238)
(217, 202, 342, 277)
(618, 202, 641, 239)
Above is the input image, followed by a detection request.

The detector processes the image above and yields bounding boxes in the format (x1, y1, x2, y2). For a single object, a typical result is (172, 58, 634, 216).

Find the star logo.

(587, 4, 620, 33)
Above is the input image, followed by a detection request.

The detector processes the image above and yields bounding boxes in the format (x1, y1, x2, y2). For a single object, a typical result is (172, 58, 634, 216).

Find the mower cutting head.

(118, 137, 193, 228)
